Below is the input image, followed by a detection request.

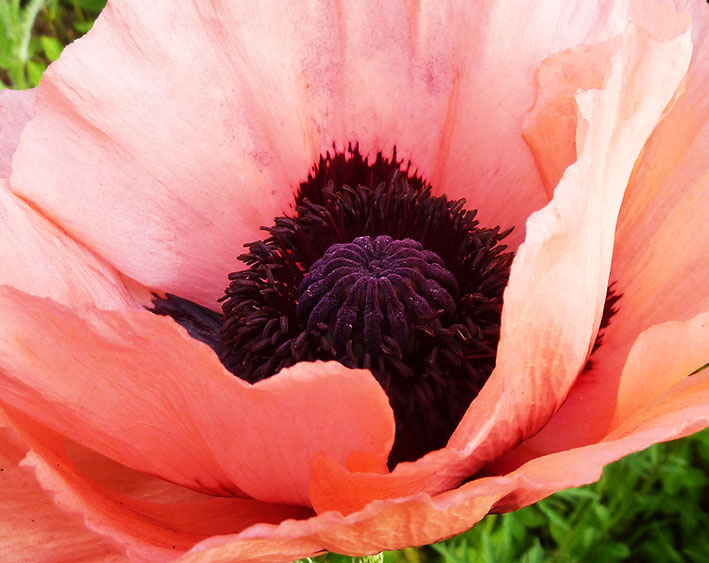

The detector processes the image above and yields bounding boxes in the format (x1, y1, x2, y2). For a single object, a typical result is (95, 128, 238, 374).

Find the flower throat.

(219, 147, 514, 466)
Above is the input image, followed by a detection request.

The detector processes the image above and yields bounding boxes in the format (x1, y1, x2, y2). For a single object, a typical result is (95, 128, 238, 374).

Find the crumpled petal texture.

(490, 0, 709, 468)
(0, 0, 707, 561)
(0, 412, 125, 562)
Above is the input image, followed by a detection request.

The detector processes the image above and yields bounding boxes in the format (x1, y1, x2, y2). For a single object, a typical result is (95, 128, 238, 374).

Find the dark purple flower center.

(150, 145, 620, 468)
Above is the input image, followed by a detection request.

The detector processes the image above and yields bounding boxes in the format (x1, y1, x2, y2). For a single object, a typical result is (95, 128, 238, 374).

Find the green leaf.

(73, 20, 94, 34)
(76, 0, 107, 12)
(40, 35, 64, 62)
(26, 59, 45, 86)
(587, 541, 631, 562)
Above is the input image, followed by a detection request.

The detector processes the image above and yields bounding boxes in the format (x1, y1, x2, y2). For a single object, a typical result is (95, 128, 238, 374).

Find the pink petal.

(0, 88, 34, 178)
(421, 0, 632, 241)
(306, 0, 632, 247)
(62, 437, 226, 505)
(0, 180, 136, 309)
(11, 1, 637, 308)
(491, 314, 709, 474)
(585, 0, 709, 434)
(308, 447, 466, 515)
(3, 406, 311, 562)
(522, 0, 693, 196)
(490, 0, 709, 464)
(13, 345, 696, 563)
(0, 287, 394, 506)
(492, 368, 709, 512)
(614, 313, 709, 425)
(0, 412, 125, 562)
(522, 39, 620, 196)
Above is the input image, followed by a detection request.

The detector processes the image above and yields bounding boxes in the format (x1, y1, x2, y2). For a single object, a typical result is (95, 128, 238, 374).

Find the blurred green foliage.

(0, 0, 105, 89)
(3, 2, 708, 561)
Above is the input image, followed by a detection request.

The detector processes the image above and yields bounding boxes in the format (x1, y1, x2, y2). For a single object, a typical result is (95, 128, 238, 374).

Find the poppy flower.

(1, 0, 708, 560)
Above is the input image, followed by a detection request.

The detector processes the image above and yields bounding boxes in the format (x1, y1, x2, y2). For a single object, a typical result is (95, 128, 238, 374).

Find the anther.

(297, 236, 458, 363)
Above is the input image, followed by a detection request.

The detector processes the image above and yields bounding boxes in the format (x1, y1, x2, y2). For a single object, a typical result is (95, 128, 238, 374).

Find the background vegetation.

(2, 1, 707, 561)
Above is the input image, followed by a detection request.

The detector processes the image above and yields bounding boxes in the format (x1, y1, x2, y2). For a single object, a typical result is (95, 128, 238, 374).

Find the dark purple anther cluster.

(297, 236, 458, 359)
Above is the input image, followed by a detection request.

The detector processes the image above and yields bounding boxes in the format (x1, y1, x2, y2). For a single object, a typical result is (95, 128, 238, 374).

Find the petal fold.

(3, 407, 311, 562)
(183, 370, 709, 563)
(450, 0, 692, 461)
(0, 413, 125, 562)
(182, 486, 502, 563)
(613, 312, 709, 426)
(489, 0, 709, 463)
(0, 179, 135, 309)
(0, 88, 34, 178)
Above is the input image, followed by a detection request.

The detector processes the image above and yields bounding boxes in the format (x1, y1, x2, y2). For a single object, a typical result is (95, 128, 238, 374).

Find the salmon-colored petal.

(188, 369, 709, 562)
(303, 5, 693, 514)
(522, 39, 620, 196)
(424, 0, 633, 243)
(0, 287, 394, 506)
(1, 90, 127, 312)
(489, 0, 709, 464)
(182, 538, 322, 563)
(326, 0, 631, 248)
(311, 313, 705, 512)
(3, 407, 311, 563)
(0, 415, 125, 562)
(62, 438, 224, 504)
(522, 0, 692, 196)
(492, 370, 709, 513)
(607, 361, 709, 441)
(12, 0, 308, 308)
(614, 313, 709, 425)
(0, 179, 135, 309)
(568, 0, 709, 439)
(11, 349, 700, 563)
(309, 447, 468, 515)
(0, 88, 34, 178)
(613, 2, 709, 329)
(11, 1, 641, 308)
(490, 314, 709, 474)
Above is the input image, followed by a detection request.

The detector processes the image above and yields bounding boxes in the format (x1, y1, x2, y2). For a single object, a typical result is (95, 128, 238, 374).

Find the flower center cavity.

(218, 146, 514, 465)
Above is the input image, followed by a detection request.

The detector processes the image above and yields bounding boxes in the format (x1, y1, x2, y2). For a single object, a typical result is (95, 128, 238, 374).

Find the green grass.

(3, 3, 708, 561)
